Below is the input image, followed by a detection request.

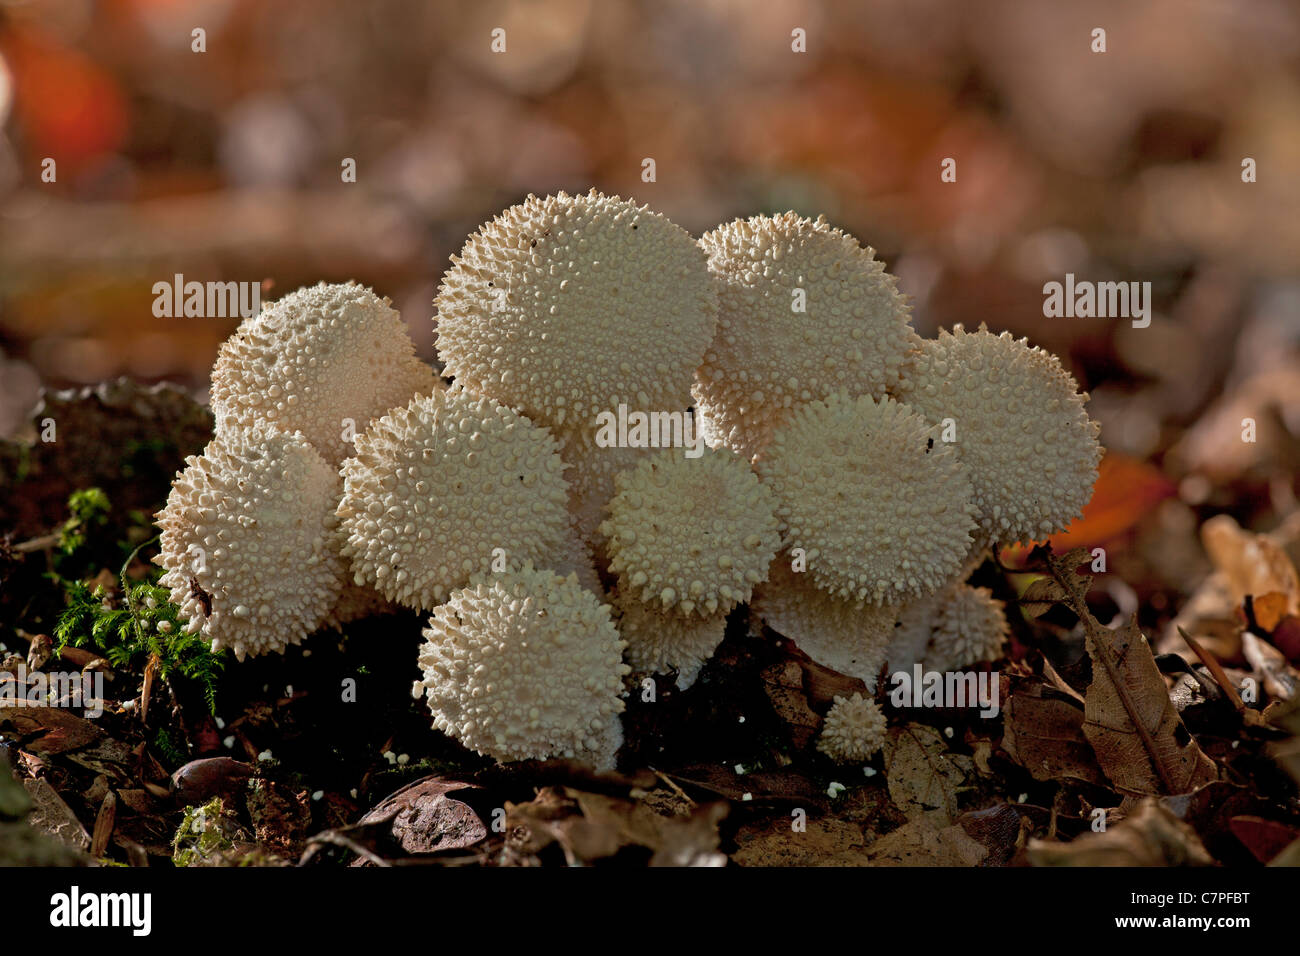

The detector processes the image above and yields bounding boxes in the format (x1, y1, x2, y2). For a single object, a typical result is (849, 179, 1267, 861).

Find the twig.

(12, 534, 59, 554)
(651, 769, 696, 807)
(302, 830, 392, 867)
(119, 535, 159, 723)
(1177, 627, 1246, 713)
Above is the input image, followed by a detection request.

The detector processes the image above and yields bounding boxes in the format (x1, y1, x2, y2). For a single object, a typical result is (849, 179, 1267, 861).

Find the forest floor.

(2, 379, 1299, 867)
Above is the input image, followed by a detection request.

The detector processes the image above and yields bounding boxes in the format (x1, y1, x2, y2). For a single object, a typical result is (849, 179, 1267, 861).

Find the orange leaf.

(3, 27, 129, 174)
(1254, 592, 1290, 633)
(1002, 452, 1175, 563)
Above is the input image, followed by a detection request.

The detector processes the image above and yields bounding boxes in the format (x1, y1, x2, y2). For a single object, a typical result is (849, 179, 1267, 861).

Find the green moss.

(172, 797, 239, 867)
(53, 538, 228, 713)
(57, 487, 111, 558)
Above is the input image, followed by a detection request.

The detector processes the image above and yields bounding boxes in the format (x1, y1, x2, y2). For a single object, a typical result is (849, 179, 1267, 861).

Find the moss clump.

(172, 797, 244, 867)
(54, 540, 228, 712)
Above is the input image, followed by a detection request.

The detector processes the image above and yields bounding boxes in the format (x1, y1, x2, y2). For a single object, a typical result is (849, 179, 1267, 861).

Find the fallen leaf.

(1242, 631, 1300, 703)
(1253, 592, 1291, 633)
(1228, 815, 1300, 864)
(1033, 548, 1219, 795)
(21, 778, 90, 852)
(1047, 452, 1176, 550)
(90, 790, 116, 858)
(954, 804, 1025, 866)
(759, 659, 821, 750)
(1272, 616, 1300, 662)
(866, 817, 988, 866)
(0, 705, 105, 755)
(732, 815, 871, 866)
(881, 724, 971, 824)
(504, 785, 726, 866)
(1202, 514, 1300, 617)
(1028, 798, 1215, 866)
(359, 776, 486, 855)
(1002, 453, 1176, 562)
(1002, 684, 1108, 786)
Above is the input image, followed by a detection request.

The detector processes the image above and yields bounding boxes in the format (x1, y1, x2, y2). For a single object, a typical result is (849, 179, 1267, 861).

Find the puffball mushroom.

(600, 448, 780, 618)
(154, 426, 346, 661)
(435, 189, 718, 430)
(817, 693, 888, 764)
(610, 589, 729, 691)
(923, 583, 1010, 671)
(894, 325, 1102, 546)
(210, 282, 439, 465)
(556, 426, 651, 554)
(887, 582, 1009, 673)
(694, 212, 915, 459)
(752, 558, 897, 686)
(416, 565, 630, 764)
(337, 387, 570, 611)
(755, 392, 977, 607)
(546, 527, 605, 598)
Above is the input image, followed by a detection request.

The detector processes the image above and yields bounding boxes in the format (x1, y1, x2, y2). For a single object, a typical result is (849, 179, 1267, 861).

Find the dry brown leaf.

(1242, 631, 1300, 703)
(1201, 514, 1300, 616)
(732, 816, 871, 866)
(954, 804, 1026, 866)
(506, 786, 727, 866)
(1084, 616, 1219, 795)
(21, 778, 90, 852)
(1161, 569, 1242, 662)
(881, 724, 971, 825)
(359, 776, 486, 855)
(89, 790, 116, 858)
(759, 659, 821, 750)
(1228, 815, 1300, 864)
(1002, 684, 1108, 786)
(866, 817, 988, 866)
(1028, 798, 1215, 866)
(1036, 549, 1219, 796)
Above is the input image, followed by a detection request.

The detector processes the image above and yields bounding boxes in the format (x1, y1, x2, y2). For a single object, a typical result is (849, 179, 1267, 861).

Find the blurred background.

(0, 0, 1297, 505)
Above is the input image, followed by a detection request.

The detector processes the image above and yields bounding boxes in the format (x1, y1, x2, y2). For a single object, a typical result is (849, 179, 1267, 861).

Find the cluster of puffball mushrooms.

(155, 189, 1102, 769)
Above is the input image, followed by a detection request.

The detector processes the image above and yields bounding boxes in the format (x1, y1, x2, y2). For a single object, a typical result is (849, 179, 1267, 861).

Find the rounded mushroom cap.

(817, 693, 888, 764)
(611, 589, 729, 690)
(416, 566, 630, 763)
(693, 212, 915, 457)
(600, 448, 780, 618)
(883, 598, 935, 675)
(691, 386, 786, 463)
(752, 558, 898, 687)
(210, 282, 439, 465)
(755, 392, 977, 606)
(337, 387, 570, 611)
(435, 189, 717, 429)
(893, 325, 1102, 546)
(153, 426, 346, 661)
(889, 582, 1009, 673)
(556, 426, 650, 556)
(923, 583, 1009, 671)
